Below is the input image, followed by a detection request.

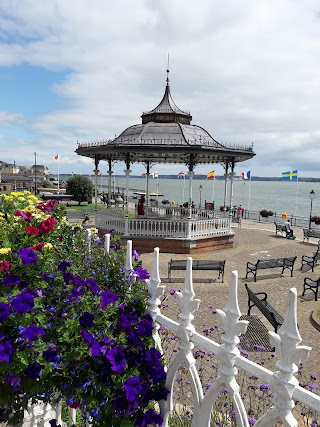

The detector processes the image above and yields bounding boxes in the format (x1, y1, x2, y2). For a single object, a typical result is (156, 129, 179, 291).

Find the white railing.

(145, 247, 320, 427)
(96, 212, 231, 239)
(20, 239, 320, 426)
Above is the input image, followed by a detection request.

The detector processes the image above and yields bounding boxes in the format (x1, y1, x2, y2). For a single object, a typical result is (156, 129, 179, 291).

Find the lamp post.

(34, 152, 37, 195)
(199, 184, 203, 210)
(309, 189, 315, 230)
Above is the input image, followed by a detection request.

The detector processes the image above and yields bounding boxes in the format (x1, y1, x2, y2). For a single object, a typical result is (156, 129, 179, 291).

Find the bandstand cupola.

(141, 70, 192, 125)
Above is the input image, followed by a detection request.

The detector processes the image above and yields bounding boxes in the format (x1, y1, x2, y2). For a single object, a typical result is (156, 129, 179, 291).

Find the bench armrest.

(246, 261, 257, 268)
(252, 291, 268, 301)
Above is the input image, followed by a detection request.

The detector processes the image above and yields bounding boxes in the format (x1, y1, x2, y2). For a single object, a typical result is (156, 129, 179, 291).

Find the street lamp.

(199, 184, 203, 209)
(34, 152, 37, 195)
(309, 189, 315, 230)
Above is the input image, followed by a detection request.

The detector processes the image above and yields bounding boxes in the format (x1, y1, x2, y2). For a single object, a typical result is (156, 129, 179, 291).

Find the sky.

(0, 0, 320, 178)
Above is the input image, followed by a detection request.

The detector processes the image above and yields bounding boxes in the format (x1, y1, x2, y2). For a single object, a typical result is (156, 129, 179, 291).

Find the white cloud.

(0, 0, 320, 176)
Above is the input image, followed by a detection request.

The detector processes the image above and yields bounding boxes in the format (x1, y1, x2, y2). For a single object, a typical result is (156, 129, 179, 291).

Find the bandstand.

(76, 70, 255, 253)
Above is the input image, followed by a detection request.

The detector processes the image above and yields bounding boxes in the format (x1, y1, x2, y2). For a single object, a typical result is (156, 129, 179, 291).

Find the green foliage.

(260, 209, 273, 217)
(66, 175, 93, 205)
(0, 191, 165, 427)
(41, 179, 54, 188)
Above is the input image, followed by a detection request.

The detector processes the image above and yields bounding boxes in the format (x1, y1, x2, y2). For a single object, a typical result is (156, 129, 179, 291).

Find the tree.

(66, 175, 93, 205)
(41, 179, 54, 188)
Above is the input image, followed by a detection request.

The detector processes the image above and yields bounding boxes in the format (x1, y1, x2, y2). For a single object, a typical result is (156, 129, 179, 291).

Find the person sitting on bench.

(284, 219, 293, 238)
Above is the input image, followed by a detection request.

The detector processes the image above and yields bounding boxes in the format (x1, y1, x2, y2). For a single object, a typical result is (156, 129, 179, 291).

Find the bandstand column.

(188, 170, 194, 217)
(93, 168, 99, 210)
(223, 161, 229, 209)
(145, 162, 150, 217)
(229, 160, 235, 231)
(124, 168, 131, 216)
(93, 155, 100, 211)
(107, 159, 113, 206)
(229, 160, 235, 211)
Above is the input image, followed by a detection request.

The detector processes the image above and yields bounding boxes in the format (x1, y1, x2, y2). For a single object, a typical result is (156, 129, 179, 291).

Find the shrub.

(260, 209, 273, 218)
(66, 175, 93, 205)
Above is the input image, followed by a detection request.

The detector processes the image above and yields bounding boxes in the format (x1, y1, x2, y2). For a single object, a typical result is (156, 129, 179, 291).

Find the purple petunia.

(4, 372, 21, 390)
(58, 260, 72, 272)
(24, 361, 44, 379)
(137, 318, 153, 337)
(135, 267, 150, 281)
(124, 376, 142, 402)
(134, 409, 163, 427)
(21, 324, 45, 341)
(43, 348, 60, 363)
(79, 312, 95, 329)
(19, 248, 38, 265)
(145, 348, 162, 365)
(85, 278, 101, 293)
(0, 340, 15, 363)
(2, 275, 21, 286)
(11, 292, 34, 314)
(132, 249, 140, 261)
(0, 302, 11, 322)
(100, 289, 118, 309)
(106, 346, 126, 373)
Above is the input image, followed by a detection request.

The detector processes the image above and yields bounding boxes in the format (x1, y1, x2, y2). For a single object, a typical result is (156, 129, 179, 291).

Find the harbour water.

(60, 175, 320, 219)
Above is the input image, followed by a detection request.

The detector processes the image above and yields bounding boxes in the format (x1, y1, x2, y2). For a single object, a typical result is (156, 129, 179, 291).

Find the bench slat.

(168, 259, 225, 282)
(245, 284, 284, 332)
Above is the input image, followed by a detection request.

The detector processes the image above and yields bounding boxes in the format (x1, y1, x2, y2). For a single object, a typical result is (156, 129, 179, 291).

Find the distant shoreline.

(57, 174, 320, 183)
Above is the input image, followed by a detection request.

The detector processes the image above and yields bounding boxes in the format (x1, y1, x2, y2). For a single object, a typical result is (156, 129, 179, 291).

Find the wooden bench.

(302, 277, 320, 301)
(303, 228, 320, 243)
(301, 243, 320, 272)
(246, 256, 296, 282)
(275, 222, 287, 237)
(168, 259, 225, 282)
(245, 284, 284, 333)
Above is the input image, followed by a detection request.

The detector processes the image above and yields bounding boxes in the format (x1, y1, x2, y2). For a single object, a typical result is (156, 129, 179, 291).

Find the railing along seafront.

(25, 237, 320, 427)
(95, 208, 231, 238)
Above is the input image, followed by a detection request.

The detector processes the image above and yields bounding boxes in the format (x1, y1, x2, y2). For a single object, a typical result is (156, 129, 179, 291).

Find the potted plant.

(260, 209, 273, 218)
(311, 215, 320, 225)
(0, 191, 166, 426)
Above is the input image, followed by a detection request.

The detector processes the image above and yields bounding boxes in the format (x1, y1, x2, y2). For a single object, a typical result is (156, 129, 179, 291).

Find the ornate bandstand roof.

(76, 71, 255, 166)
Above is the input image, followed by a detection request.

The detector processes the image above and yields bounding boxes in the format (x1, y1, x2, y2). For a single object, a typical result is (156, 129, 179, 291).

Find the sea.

(59, 175, 320, 220)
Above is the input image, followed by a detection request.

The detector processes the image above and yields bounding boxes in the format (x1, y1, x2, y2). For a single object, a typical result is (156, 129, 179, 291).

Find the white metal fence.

(20, 239, 320, 427)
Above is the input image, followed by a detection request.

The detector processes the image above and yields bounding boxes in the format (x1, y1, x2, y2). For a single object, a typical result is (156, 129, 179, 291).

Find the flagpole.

(294, 175, 299, 218)
(212, 176, 215, 206)
(248, 174, 252, 211)
(57, 155, 60, 193)
(157, 175, 159, 198)
(183, 173, 185, 204)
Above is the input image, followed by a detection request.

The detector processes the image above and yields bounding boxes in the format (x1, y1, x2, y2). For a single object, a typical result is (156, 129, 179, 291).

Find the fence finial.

(255, 288, 312, 427)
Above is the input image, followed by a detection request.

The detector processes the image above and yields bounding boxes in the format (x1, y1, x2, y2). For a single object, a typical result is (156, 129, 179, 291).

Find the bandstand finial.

(166, 53, 170, 85)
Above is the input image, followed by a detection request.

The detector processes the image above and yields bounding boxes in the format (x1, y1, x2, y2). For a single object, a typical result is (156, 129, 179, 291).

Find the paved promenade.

(140, 219, 320, 372)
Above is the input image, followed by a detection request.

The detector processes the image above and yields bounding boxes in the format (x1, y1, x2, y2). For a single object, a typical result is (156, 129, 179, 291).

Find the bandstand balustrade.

(95, 208, 231, 239)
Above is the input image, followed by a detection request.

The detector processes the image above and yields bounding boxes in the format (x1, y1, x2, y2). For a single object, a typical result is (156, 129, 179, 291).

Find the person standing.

(137, 195, 145, 216)
(237, 205, 242, 218)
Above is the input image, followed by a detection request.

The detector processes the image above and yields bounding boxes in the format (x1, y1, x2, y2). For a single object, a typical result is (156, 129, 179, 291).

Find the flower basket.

(260, 209, 274, 218)
(0, 191, 166, 427)
(311, 216, 320, 225)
